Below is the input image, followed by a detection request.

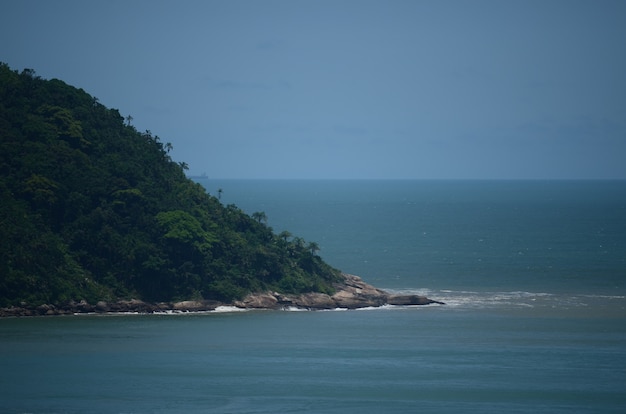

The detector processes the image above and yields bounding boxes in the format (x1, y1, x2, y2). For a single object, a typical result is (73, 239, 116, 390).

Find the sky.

(2, 0, 625, 179)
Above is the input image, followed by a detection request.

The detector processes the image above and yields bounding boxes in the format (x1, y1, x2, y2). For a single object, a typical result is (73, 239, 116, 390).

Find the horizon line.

(187, 176, 626, 181)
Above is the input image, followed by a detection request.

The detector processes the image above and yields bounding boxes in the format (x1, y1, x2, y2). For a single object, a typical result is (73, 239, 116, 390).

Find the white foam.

(282, 306, 309, 312)
(425, 289, 558, 310)
(385, 288, 434, 296)
(212, 306, 249, 313)
(354, 304, 398, 311)
(577, 294, 625, 300)
(153, 310, 182, 315)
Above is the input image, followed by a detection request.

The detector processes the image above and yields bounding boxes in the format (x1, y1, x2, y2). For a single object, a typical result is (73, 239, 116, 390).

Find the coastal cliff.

(0, 274, 444, 317)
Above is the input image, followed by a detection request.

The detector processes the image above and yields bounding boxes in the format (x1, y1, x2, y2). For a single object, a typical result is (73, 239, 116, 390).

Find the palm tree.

(22, 68, 36, 78)
(126, 114, 133, 126)
(292, 237, 305, 251)
(278, 230, 292, 242)
(308, 241, 320, 256)
(252, 211, 267, 224)
(217, 188, 223, 200)
(178, 161, 189, 171)
(164, 142, 173, 153)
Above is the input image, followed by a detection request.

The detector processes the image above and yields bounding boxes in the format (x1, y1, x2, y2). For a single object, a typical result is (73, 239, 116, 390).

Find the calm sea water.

(2, 180, 625, 413)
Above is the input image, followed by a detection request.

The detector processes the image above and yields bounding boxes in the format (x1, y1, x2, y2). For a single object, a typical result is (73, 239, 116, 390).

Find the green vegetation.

(0, 63, 341, 307)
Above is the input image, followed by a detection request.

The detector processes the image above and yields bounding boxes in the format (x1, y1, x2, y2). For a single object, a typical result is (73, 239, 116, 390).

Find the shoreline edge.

(0, 274, 444, 317)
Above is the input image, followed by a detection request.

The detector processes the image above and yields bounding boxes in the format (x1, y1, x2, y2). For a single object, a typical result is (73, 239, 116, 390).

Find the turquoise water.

(2, 180, 626, 413)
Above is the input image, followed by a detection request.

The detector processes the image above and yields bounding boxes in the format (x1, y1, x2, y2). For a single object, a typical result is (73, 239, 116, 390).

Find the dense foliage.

(0, 63, 341, 307)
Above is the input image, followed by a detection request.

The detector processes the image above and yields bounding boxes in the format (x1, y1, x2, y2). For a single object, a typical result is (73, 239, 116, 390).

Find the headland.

(0, 274, 444, 317)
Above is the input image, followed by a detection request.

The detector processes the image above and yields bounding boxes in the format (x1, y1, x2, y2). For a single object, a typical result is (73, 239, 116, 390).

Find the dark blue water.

(209, 180, 626, 295)
(1, 180, 625, 413)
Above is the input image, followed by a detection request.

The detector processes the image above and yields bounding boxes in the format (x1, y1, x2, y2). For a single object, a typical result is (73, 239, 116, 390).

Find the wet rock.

(386, 294, 445, 306)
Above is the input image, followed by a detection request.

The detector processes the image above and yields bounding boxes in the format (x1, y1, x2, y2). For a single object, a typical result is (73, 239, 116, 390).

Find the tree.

(292, 237, 305, 251)
(278, 230, 292, 242)
(252, 211, 267, 224)
(21, 68, 38, 79)
(155, 210, 216, 251)
(217, 188, 223, 200)
(0, 62, 343, 307)
(308, 241, 320, 256)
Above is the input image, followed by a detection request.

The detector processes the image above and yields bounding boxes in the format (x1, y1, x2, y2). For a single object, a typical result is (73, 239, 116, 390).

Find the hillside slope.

(0, 63, 342, 307)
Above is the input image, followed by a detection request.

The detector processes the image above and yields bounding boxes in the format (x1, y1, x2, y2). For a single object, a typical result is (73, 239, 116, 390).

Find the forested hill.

(0, 63, 341, 308)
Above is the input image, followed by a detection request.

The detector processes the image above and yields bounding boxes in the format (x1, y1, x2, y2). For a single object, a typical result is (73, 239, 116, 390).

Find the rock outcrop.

(0, 299, 220, 317)
(235, 274, 444, 310)
(0, 274, 443, 317)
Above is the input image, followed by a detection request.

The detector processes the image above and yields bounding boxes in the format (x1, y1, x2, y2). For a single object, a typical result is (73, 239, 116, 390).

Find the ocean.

(1, 180, 625, 413)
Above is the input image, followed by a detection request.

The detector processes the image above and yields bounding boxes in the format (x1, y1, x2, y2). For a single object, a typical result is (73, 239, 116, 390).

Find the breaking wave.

(384, 288, 626, 315)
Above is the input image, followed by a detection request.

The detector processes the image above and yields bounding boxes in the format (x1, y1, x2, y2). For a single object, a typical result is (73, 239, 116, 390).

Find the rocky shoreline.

(0, 274, 444, 317)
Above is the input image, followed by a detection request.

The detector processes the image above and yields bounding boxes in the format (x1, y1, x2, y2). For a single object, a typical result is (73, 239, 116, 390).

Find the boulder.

(173, 300, 201, 311)
(294, 292, 337, 310)
(331, 289, 386, 308)
(386, 294, 444, 306)
(172, 300, 218, 312)
(331, 274, 389, 308)
(95, 301, 110, 312)
(236, 292, 279, 309)
(36, 304, 53, 315)
(76, 300, 94, 312)
(112, 299, 153, 313)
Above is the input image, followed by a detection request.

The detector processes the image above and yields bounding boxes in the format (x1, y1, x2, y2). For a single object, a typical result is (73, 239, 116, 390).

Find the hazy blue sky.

(2, 0, 625, 179)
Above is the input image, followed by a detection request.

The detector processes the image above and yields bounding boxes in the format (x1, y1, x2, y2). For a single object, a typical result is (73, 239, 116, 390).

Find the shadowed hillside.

(0, 63, 342, 307)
